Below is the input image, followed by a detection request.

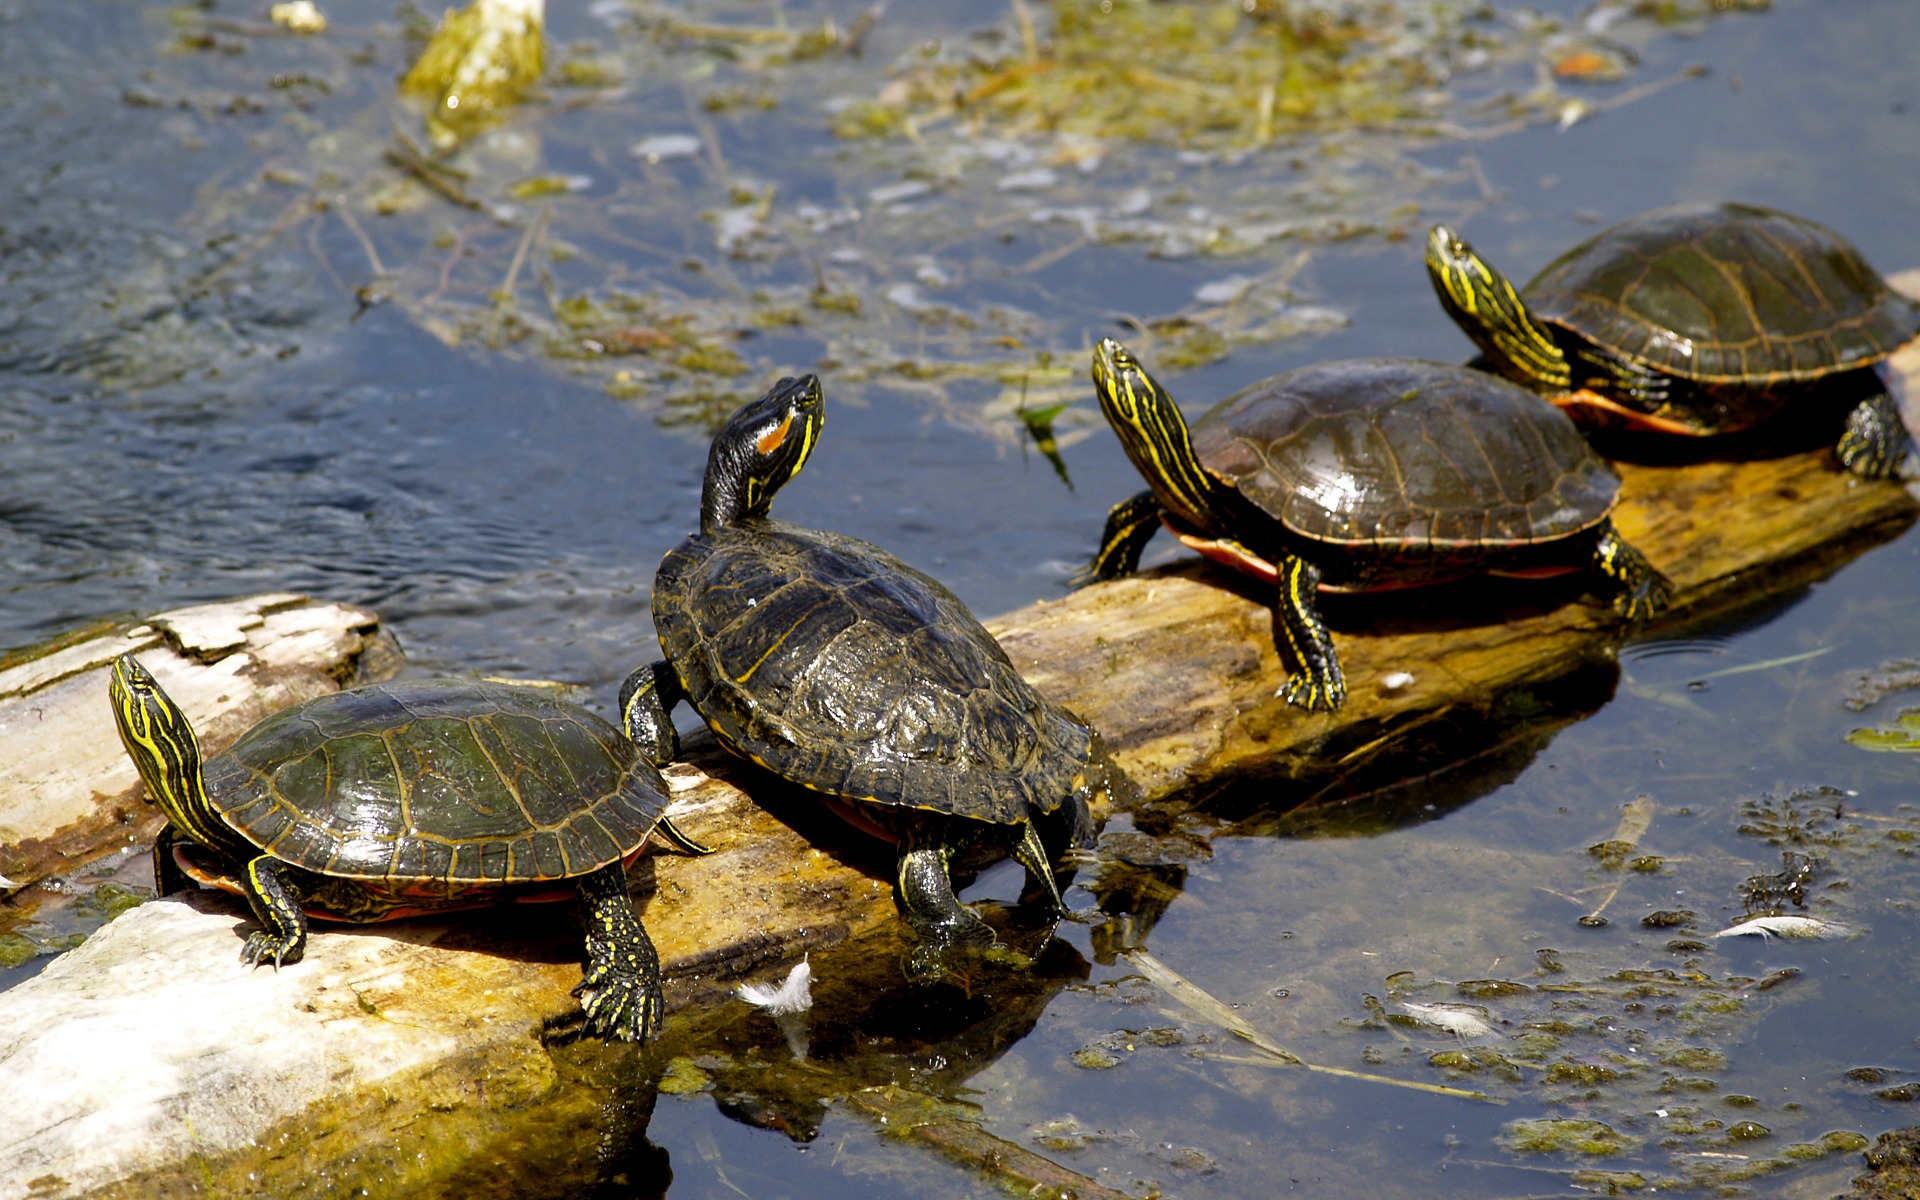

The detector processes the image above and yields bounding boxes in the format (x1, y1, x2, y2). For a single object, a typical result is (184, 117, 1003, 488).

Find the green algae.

(1848, 707, 1920, 751)
(1499, 1117, 1639, 1157)
(658, 1056, 715, 1095)
(838, 1, 1549, 151)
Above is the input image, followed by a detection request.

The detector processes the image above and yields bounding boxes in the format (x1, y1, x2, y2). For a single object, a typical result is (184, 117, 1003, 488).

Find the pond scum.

(60, 0, 1753, 451)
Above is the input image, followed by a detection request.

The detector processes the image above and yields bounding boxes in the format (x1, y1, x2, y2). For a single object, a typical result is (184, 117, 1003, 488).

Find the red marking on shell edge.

(1170, 528, 1280, 584)
(1168, 524, 1580, 592)
(821, 796, 899, 845)
(170, 840, 619, 924)
(1551, 388, 1732, 436)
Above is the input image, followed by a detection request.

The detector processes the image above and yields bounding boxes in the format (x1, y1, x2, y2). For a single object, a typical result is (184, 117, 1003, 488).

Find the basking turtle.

(622, 374, 1095, 954)
(1426, 203, 1920, 477)
(108, 655, 704, 1043)
(1079, 342, 1672, 711)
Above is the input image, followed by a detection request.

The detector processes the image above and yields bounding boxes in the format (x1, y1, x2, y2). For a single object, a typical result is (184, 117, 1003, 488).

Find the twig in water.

(1125, 949, 1501, 1103)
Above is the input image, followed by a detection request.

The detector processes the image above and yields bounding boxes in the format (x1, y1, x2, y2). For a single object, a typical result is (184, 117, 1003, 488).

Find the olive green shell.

(1525, 202, 1920, 386)
(1190, 358, 1619, 548)
(652, 519, 1090, 824)
(202, 679, 672, 885)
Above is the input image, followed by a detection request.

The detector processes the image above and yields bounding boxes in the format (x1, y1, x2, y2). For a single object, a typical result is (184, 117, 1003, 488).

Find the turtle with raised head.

(1426, 203, 1920, 477)
(109, 655, 703, 1042)
(1079, 342, 1672, 711)
(622, 375, 1096, 958)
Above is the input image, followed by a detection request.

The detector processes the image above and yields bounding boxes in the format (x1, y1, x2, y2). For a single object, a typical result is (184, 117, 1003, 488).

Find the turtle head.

(108, 654, 219, 847)
(1425, 225, 1570, 391)
(701, 374, 824, 532)
(1090, 338, 1223, 532)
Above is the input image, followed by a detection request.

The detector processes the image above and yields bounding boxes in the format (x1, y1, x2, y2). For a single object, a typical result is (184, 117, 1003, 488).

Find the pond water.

(3, 1, 1920, 1197)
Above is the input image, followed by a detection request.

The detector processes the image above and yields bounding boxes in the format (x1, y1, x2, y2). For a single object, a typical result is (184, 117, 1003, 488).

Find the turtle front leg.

(1071, 490, 1164, 586)
(152, 824, 195, 898)
(1575, 344, 1673, 413)
(571, 862, 665, 1044)
(1591, 520, 1674, 621)
(239, 855, 309, 969)
(895, 822, 995, 950)
(1272, 554, 1345, 712)
(620, 660, 685, 766)
(1837, 390, 1915, 480)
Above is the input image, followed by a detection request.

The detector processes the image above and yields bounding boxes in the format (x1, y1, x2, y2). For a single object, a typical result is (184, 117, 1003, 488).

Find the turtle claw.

(240, 930, 301, 971)
(1281, 670, 1345, 713)
(573, 960, 664, 1043)
(1612, 573, 1675, 623)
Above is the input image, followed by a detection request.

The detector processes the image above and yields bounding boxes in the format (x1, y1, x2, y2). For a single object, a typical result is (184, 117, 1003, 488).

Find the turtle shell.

(653, 519, 1090, 825)
(202, 679, 672, 887)
(1189, 358, 1620, 550)
(1525, 202, 1920, 387)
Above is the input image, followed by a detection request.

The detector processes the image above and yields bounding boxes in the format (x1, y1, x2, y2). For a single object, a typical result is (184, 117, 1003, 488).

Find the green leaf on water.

(1846, 707, 1920, 751)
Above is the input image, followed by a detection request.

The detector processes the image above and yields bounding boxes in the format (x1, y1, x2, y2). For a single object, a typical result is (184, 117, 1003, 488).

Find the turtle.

(620, 374, 1097, 956)
(108, 654, 706, 1043)
(1078, 341, 1673, 712)
(1425, 203, 1920, 478)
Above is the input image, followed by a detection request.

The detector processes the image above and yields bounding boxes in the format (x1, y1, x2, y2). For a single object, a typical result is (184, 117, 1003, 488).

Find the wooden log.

(1, 280, 1917, 1198)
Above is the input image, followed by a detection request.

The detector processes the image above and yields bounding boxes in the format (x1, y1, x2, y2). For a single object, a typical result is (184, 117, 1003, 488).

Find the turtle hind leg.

(239, 855, 309, 969)
(1837, 389, 1915, 479)
(895, 822, 995, 951)
(620, 661, 686, 766)
(572, 863, 665, 1043)
(1272, 554, 1345, 712)
(1071, 489, 1164, 587)
(1591, 519, 1674, 621)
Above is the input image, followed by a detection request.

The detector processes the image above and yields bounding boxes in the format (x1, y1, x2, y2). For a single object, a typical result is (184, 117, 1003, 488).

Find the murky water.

(4, 1, 1920, 1196)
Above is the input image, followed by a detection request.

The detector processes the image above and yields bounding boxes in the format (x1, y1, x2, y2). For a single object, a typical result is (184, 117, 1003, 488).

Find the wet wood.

(3, 279, 1919, 1199)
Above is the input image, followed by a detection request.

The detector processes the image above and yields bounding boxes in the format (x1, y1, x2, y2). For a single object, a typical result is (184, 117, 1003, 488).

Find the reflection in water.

(682, 929, 1089, 1145)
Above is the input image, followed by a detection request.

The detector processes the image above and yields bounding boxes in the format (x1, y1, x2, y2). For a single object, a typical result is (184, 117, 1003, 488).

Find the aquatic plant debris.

(400, 0, 546, 149)
(1711, 916, 1850, 941)
(1124, 948, 1499, 1102)
(1846, 707, 1920, 752)
(1397, 1001, 1500, 1040)
(88, 0, 1758, 436)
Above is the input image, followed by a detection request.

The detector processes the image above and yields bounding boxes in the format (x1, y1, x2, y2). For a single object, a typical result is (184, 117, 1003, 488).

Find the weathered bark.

(1, 278, 1917, 1199)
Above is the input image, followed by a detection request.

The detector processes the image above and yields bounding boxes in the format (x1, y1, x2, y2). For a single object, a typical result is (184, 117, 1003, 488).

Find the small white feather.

(738, 957, 813, 1015)
(0, 874, 18, 890)
(1711, 916, 1848, 941)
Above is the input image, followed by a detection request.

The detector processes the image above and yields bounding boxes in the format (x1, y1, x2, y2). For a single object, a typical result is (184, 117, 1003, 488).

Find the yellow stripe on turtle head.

(108, 654, 228, 852)
(1090, 338, 1228, 532)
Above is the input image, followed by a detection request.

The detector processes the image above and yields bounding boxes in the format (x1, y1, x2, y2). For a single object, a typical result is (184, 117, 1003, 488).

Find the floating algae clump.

(402, 0, 545, 148)
(838, 0, 1473, 148)
(1499, 1117, 1639, 1157)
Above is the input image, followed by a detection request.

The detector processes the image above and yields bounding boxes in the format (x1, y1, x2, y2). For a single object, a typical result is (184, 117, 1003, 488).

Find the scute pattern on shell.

(1525, 202, 1920, 385)
(1189, 358, 1619, 548)
(653, 519, 1090, 824)
(201, 679, 671, 885)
